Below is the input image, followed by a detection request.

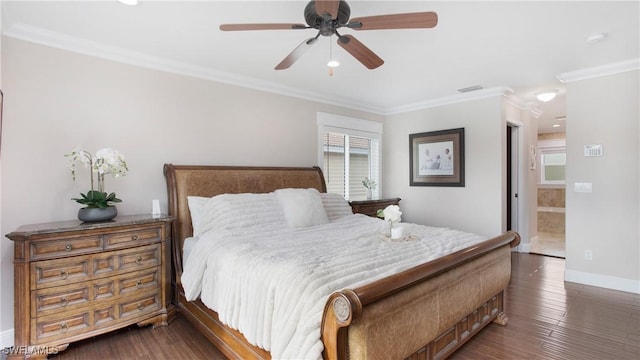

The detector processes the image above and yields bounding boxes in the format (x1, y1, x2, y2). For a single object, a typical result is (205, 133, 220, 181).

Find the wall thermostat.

(584, 144, 603, 157)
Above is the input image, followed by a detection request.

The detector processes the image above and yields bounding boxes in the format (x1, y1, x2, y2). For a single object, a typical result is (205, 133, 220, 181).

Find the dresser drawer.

(32, 308, 91, 343)
(31, 256, 91, 289)
(119, 291, 162, 319)
(30, 235, 102, 260)
(32, 283, 91, 317)
(116, 244, 161, 272)
(118, 267, 160, 295)
(104, 226, 162, 249)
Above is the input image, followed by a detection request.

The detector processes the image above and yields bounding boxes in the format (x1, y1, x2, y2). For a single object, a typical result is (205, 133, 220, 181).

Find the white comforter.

(182, 214, 487, 360)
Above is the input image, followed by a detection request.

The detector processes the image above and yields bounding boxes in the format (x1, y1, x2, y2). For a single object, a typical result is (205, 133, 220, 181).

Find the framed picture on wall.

(409, 127, 465, 187)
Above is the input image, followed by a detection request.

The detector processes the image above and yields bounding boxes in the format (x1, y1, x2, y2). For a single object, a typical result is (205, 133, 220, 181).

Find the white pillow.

(187, 196, 210, 235)
(275, 188, 329, 228)
(320, 193, 353, 221)
(196, 192, 285, 236)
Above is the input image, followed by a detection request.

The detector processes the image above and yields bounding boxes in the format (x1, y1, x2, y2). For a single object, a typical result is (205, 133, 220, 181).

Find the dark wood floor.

(16, 253, 639, 360)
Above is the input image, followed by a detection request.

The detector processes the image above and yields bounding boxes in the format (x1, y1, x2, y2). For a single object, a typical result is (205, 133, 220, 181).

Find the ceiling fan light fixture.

(327, 35, 340, 68)
(536, 89, 558, 102)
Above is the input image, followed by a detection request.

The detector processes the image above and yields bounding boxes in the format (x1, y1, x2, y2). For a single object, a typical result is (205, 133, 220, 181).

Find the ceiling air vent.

(457, 85, 484, 93)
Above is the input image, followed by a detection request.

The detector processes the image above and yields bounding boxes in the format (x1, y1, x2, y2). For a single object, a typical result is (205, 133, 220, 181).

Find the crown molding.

(503, 92, 543, 118)
(557, 58, 640, 83)
(384, 86, 512, 115)
(3, 22, 386, 114)
(3, 22, 542, 117)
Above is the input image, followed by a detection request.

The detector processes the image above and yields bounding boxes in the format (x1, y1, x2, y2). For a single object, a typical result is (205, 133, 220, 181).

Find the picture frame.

(409, 127, 465, 187)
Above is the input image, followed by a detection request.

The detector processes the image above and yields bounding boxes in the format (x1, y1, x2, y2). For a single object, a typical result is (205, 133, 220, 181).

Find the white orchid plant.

(376, 205, 402, 224)
(66, 147, 128, 208)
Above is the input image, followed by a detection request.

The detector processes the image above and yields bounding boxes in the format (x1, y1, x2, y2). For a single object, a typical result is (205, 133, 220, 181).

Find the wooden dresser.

(6, 215, 174, 359)
(349, 198, 401, 217)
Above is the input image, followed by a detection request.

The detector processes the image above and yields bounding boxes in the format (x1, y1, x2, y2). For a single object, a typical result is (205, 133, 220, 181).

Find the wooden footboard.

(322, 233, 520, 360)
(163, 164, 521, 360)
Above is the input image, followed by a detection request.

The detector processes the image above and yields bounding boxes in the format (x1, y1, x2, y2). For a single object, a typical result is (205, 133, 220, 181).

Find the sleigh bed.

(163, 164, 520, 360)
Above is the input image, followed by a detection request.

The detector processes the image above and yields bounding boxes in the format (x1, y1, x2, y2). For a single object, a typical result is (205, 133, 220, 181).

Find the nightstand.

(5, 215, 174, 359)
(349, 198, 401, 217)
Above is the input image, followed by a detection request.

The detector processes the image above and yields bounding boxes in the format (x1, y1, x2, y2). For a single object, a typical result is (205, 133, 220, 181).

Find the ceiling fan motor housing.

(304, 0, 351, 36)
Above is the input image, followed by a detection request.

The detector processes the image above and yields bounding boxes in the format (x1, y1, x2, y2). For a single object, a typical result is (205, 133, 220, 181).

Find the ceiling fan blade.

(349, 12, 438, 30)
(337, 35, 383, 69)
(275, 37, 318, 70)
(315, 0, 341, 19)
(220, 23, 307, 31)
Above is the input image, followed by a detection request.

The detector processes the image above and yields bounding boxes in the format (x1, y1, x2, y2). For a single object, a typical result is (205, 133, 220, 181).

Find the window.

(317, 113, 382, 200)
(538, 139, 566, 185)
(541, 151, 566, 184)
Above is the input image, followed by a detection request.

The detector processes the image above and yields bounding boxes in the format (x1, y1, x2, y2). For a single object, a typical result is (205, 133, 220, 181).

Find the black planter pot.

(78, 206, 117, 222)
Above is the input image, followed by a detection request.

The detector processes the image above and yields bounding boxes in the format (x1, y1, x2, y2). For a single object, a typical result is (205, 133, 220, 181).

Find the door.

(506, 124, 519, 232)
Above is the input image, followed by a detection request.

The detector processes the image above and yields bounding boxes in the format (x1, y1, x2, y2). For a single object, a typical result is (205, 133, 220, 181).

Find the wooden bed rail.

(321, 231, 520, 360)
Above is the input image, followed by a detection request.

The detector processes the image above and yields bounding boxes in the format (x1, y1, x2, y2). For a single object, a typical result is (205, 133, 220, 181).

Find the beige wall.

(0, 3, 4, 343)
(564, 69, 639, 292)
(0, 37, 383, 342)
(382, 97, 505, 237)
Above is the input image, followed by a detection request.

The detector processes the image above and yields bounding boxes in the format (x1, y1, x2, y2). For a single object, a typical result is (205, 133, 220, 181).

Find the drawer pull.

(137, 303, 144, 311)
(135, 256, 143, 265)
(60, 322, 68, 332)
(65, 244, 73, 252)
(60, 270, 68, 280)
(131, 235, 140, 241)
(136, 280, 143, 288)
(60, 297, 68, 307)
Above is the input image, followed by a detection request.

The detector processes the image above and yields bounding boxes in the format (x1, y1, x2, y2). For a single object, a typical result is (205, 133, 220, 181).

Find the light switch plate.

(574, 182, 593, 193)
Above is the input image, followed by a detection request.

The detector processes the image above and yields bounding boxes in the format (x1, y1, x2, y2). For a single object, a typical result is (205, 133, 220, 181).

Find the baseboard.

(565, 269, 640, 294)
(0, 327, 14, 349)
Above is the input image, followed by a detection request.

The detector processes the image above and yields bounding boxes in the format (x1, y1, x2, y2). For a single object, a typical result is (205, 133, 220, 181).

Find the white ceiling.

(2, 1, 639, 133)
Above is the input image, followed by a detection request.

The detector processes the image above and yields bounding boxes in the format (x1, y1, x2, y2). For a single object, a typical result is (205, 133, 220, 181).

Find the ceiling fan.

(220, 0, 438, 70)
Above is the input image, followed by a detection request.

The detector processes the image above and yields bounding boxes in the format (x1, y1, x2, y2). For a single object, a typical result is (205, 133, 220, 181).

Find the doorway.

(530, 136, 566, 258)
(506, 124, 519, 233)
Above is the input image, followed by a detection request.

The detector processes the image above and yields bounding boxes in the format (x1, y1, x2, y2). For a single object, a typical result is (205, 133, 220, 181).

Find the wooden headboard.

(163, 164, 326, 277)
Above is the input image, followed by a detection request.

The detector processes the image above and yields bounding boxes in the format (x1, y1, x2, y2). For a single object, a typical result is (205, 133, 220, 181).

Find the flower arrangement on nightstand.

(362, 177, 376, 200)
